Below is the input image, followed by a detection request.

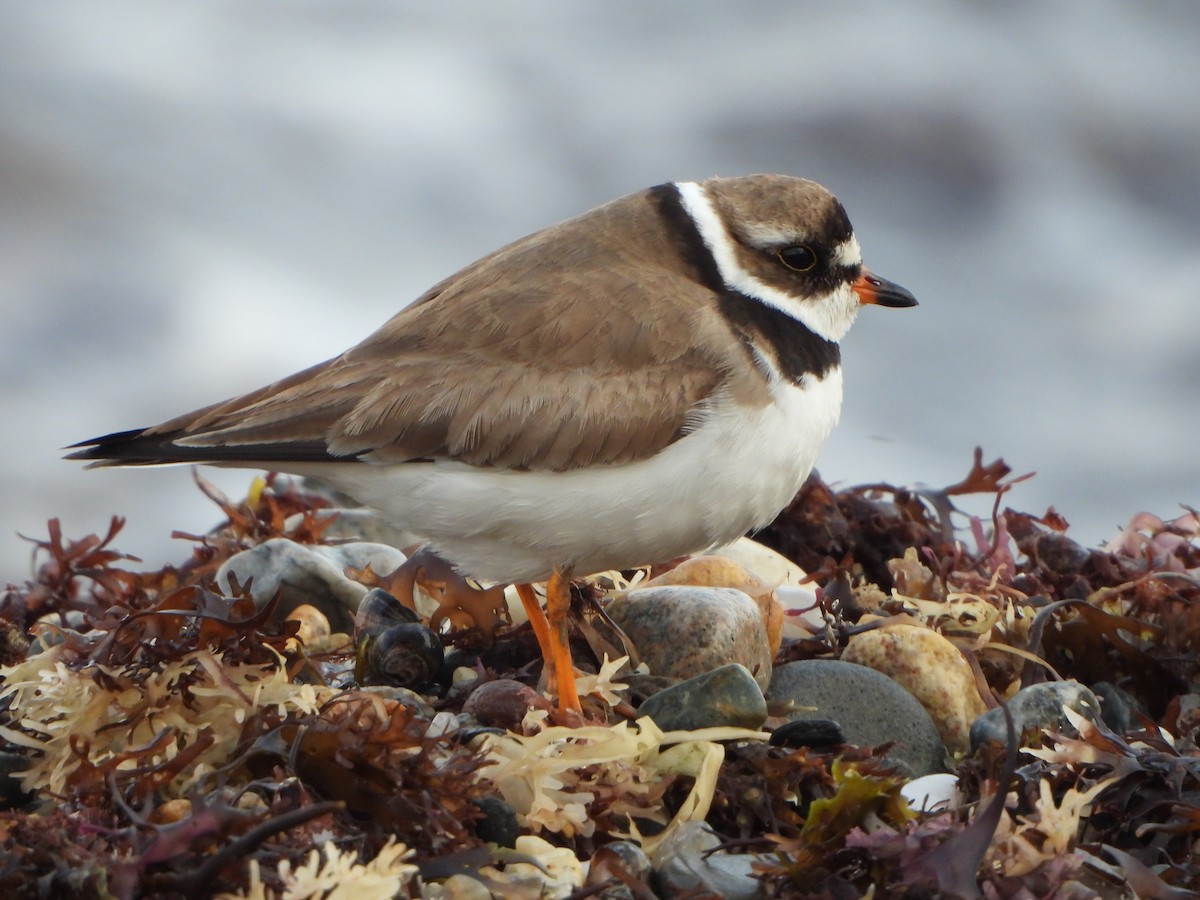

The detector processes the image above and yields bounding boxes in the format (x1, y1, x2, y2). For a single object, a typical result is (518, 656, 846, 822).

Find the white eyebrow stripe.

(674, 181, 798, 315)
(673, 180, 858, 343)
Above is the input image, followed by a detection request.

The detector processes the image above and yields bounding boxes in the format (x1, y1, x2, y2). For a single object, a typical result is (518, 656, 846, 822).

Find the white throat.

(673, 180, 860, 343)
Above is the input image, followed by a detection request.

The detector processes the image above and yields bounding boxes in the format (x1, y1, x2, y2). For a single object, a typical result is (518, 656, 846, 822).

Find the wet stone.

(652, 820, 761, 900)
(216, 538, 406, 633)
(971, 680, 1104, 750)
(605, 586, 772, 688)
(768, 660, 947, 777)
(637, 663, 767, 732)
(769, 718, 845, 749)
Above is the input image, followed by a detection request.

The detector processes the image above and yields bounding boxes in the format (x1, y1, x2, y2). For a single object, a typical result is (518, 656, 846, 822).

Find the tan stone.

(842, 624, 987, 755)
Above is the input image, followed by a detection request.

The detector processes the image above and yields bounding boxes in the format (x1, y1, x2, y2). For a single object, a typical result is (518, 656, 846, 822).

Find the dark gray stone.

(971, 681, 1103, 750)
(1091, 681, 1144, 734)
(769, 718, 845, 749)
(637, 663, 767, 731)
(0, 751, 32, 809)
(473, 795, 519, 848)
(767, 660, 946, 777)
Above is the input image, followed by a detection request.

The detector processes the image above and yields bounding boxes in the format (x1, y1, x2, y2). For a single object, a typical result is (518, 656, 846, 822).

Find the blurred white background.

(3, 1, 1198, 581)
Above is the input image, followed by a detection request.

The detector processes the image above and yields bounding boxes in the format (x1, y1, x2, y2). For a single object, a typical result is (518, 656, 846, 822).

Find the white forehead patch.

(674, 181, 860, 344)
(832, 235, 862, 268)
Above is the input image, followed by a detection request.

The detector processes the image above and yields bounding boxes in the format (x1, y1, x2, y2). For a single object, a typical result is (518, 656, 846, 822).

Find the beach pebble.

(652, 821, 761, 899)
(970, 680, 1103, 750)
(1091, 681, 1143, 734)
(587, 841, 653, 888)
(769, 718, 845, 750)
(216, 538, 406, 632)
(842, 624, 987, 755)
(462, 679, 548, 730)
(645, 553, 784, 655)
(637, 663, 767, 732)
(710, 536, 810, 590)
(605, 586, 773, 688)
(901, 773, 960, 812)
(768, 660, 946, 777)
(290, 506, 424, 551)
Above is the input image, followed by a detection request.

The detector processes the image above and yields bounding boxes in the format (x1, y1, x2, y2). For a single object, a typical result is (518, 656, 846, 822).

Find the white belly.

(290, 369, 843, 583)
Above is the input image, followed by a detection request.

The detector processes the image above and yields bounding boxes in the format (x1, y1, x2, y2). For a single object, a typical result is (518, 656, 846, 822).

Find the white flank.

(673, 180, 861, 343)
(288, 369, 844, 584)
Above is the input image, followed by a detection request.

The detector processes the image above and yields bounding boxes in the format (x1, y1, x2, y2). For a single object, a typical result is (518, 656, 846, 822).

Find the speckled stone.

(842, 623, 987, 755)
(643, 554, 784, 655)
(970, 680, 1104, 750)
(637, 663, 767, 731)
(768, 659, 947, 777)
(216, 538, 406, 632)
(605, 586, 773, 688)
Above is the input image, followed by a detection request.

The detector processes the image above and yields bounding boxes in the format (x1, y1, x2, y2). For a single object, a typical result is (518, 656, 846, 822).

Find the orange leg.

(515, 568, 580, 713)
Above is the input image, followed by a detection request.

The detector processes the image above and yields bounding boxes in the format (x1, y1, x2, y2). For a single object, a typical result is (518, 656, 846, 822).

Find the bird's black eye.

(777, 244, 818, 272)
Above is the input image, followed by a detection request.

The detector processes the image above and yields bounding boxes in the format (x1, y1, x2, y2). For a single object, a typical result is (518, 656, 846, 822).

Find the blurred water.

(2, 1, 1197, 581)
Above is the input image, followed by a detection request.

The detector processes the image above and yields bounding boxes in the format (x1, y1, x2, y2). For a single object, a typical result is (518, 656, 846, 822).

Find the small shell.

(354, 588, 419, 642)
(357, 622, 444, 688)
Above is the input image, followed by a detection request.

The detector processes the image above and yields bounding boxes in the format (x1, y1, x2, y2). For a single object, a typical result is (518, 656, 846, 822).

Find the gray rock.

(587, 840, 653, 898)
(971, 680, 1103, 750)
(216, 538, 406, 633)
(638, 663, 767, 731)
(605, 586, 772, 688)
(1091, 681, 1143, 734)
(292, 506, 424, 551)
(652, 821, 762, 900)
(768, 660, 946, 777)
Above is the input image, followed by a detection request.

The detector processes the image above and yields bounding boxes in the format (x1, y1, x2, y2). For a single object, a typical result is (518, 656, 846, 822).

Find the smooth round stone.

(652, 821, 761, 900)
(970, 681, 1103, 750)
(1091, 681, 1143, 734)
(587, 841, 652, 886)
(901, 773, 960, 813)
(710, 536, 810, 589)
(768, 660, 946, 777)
(216, 538, 406, 632)
(637, 663, 767, 731)
(769, 718, 845, 749)
(292, 506, 425, 552)
(605, 586, 773, 688)
(842, 624, 987, 755)
(643, 554, 784, 656)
